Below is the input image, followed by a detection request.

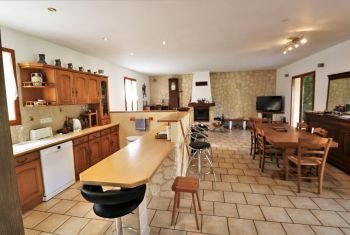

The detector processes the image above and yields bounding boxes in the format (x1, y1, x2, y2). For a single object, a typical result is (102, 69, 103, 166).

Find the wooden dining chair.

(249, 119, 258, 159)
(285, 137, 333, 194)
(256, 128, 282, 172)
(313, 127, 328, 137)
(296, 122, 309, 131)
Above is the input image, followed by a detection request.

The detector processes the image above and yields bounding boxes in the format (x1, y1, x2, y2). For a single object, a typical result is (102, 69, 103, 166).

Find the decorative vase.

(38, 54, 47, 64)
(55, 59, 61, 67)
(68, 63, 73, 69)
(31, 73, 43, 86)
(79, 67, 84, 71)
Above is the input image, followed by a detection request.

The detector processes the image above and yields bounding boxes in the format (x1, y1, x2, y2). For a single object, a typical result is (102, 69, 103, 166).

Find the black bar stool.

(81, 184, 146, 235)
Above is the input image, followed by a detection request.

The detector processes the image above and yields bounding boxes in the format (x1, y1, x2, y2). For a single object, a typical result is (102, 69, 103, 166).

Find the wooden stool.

(171, 176, 201, 230)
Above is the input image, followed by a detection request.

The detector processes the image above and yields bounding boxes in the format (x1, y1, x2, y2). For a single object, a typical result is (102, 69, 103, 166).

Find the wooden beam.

(0, 29, 25, 234)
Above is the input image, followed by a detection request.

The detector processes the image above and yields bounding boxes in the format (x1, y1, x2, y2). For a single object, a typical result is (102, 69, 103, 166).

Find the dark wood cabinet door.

(56, 70, 74, 104)
(74, 73, 89, 104)
(100, 134, 111, 159)
(16, 159, 43, 212)
(110, 131, 120, 154)
(89, 138, 102, 166)
(73, 142, 90, 179)
(89, 76, 100, 103)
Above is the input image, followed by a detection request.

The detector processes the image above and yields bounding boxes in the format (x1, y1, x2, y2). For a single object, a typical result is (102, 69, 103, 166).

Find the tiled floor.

(24, 130, 350, 235)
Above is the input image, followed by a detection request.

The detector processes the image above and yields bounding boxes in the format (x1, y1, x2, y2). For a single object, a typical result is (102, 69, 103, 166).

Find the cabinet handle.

(16, 157, 28, 164)
(72, 88, 75, 96)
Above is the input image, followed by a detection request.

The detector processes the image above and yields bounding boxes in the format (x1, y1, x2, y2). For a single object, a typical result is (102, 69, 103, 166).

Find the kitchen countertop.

(79, 124, 175, 188)
(13, 123, 119, 157)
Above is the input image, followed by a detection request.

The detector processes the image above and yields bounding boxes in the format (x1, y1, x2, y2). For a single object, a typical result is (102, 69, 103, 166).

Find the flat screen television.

(256, 96, 283, 112)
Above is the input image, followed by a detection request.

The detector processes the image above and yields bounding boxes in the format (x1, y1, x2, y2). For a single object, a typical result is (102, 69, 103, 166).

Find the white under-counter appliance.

(40, 141, 75, 201)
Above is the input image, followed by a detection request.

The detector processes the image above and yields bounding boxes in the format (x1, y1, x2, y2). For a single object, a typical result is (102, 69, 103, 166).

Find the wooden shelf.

(24, 100, 57, 107)
(22, 82, 56, 88)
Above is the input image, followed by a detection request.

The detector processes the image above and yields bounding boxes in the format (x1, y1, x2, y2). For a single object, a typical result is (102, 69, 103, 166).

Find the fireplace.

(194, 107, 209, 122)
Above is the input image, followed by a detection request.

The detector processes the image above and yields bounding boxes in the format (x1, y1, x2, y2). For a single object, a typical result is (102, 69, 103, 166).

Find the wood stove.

(194, 107, 209, 122)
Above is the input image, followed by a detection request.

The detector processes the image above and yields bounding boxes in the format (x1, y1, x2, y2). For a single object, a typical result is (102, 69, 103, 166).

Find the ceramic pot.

(31, 73, 43, 86)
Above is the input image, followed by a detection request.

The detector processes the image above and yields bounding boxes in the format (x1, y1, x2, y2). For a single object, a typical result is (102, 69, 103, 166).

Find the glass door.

(291, 72, 315, 127)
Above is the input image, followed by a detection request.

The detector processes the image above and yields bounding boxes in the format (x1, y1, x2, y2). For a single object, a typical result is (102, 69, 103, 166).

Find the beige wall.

(149, 70, 276, 119)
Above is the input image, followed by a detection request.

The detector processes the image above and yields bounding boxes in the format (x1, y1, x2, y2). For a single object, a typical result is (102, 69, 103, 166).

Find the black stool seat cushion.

(81, 184, 146, 219)
(190, 141, 211, 149)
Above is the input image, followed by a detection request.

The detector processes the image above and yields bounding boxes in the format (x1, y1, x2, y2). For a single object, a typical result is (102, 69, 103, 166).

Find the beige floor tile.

(220, 174, 239, 183)
(148, 209, 156, 224)
(103, 222, 115, 235)
(73, 194, 88, 202)
(286, 208, 321, 225)
(48, 200, 78, 214)
(214, 202, 238, 217)
(227, 218, 257, 235)
(338, 211, 350, 225)
(203, 190, 224, 202)
(341, 228, 350, 235)
(270, 186, 295, 196)
(288, 196, 319, 209)
(244, 193, 270, 206)
(78, 219, 112, 235)
(214, 182, 232, 191)
(200, 181, 213, 190)
(148, 197, 172, 210)
(159, 228, 186, 235)
(202, 215, 229, 235)
(34, 214, 70, 233)
(34, 199, 61, 212)
(237, 204, 264, 220)
(84, 209, 110, 220)
(238, 176, 257, 184)
(244, 169, 261, 177)
(312, 198, 346, 211)
(69, 181, 83, 189)
(234, 163, 249, 170)
(24, 229, 41, 235)
(55, 189, 81, 200)
(311, 225, 344, 235)
(250, 184, 273, 194)
(219, 162, 233, 168)
(255, 177, 276, 185)
(266, 195, 294, 208)
(254, 221, 286, 235)
(150, 210, 173, 228)
(150, 226, 161, 235)
(231, 183, 252, 193)
(224, 191, 246, 204)
(55, 217, 90, 235)
(260, 206, 292, 223)
(311, 210, 349, 227)
(65, 202, 93, 217)
(191, 200, 213, 215)
(175, 212, 201, 232)
(227, 169, 245, 176)
(168, 198, 192, 213)
(38, 232, 55, 235)
(23, 211, 51, 229)
(336, 199, 350, 211)
(282, 223, 315, 235)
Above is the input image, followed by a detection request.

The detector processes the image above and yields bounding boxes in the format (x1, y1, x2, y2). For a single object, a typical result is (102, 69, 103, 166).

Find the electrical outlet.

(40, 118, 52, 124)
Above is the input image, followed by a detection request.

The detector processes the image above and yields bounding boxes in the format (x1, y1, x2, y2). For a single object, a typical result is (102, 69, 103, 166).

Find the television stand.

(257, 111, 285, 122)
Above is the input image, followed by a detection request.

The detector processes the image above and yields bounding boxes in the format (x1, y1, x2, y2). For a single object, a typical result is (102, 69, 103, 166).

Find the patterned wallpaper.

(327, 78, 350, 110)
(149, 70, 276, 119)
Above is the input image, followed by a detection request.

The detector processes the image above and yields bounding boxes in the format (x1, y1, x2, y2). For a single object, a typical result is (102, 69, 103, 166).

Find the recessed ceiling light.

(300, 37, 308, 44)
(48, 7, 57, 12)
(288, 46, 293, 51)
(283, 50, 287, 55)
(102, 37, 108, 41)
(130, 52, 134, 56)
(162, 40, 166, 45)
(294, 43, 300, 48)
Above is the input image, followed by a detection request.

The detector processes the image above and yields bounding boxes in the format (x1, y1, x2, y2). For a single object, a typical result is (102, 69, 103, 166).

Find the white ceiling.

(0, 0, 350, 75)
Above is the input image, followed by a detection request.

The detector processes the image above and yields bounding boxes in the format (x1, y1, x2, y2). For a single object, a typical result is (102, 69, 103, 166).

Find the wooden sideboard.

(305, 113, 350, 173)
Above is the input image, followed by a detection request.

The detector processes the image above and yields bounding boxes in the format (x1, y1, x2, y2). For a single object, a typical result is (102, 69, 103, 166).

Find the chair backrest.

(313, 127, 328, 137)
(81, 184, 146, 206)
(297, 138, 333, 166)
(296, 122, 309, 131)
(256, 128, 266, 151)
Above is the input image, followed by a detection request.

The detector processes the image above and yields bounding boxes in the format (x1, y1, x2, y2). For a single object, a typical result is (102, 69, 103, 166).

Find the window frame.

(1, 47, 21, 125)
(124, 77, 138, 111)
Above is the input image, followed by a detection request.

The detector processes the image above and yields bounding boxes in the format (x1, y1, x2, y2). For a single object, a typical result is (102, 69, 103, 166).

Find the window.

(291, 71, 315, 127)
(1, 47, 21, 125)
(124, 77, 138, 111)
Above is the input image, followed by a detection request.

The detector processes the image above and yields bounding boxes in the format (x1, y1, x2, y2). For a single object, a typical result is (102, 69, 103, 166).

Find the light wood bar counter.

(157, 111, 189, 123)
(79, 124, 174, 188)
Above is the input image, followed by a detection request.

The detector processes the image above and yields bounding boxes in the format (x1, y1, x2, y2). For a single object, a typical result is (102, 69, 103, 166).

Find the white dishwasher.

(40, 141, 75, 201)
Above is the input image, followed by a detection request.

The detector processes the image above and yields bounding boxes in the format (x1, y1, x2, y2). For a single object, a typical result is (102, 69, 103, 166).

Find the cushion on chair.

(189, 141, 211, 149)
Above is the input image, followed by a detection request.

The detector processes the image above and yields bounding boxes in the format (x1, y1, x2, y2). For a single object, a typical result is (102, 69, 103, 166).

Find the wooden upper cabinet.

(56, 70, 74, 104)
(89, 76, 100, 104)
(74, 74, 89, 104)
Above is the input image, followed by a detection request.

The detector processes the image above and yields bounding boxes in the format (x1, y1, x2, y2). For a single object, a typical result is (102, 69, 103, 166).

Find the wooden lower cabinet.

(110, 131, 120, 153)
(89, 138, 102, 166)
(15, 155, 44, 213)
(73, 142, 90, 179)
(101, 134, 111, 159)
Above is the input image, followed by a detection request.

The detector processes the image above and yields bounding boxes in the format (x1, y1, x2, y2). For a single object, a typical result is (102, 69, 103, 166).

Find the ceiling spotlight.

(102, 37, 108, 41)
(283, 50, 287, 55)
(300, 37, 308, 44)
(288, 46, 293, 51)
(282, 36, 308, 54)
(294, 43, 300, 48)
(130, 52, 134, 56)
(162, 40, 166, 45)
(48, 7, 57, 12)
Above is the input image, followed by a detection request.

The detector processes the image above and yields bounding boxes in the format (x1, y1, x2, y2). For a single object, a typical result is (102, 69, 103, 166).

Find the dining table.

(254, 123, 338, 179)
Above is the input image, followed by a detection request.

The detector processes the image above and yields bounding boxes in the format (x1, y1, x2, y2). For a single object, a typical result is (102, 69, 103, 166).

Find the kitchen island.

(79, 111, 190, 235)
